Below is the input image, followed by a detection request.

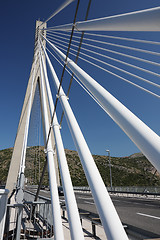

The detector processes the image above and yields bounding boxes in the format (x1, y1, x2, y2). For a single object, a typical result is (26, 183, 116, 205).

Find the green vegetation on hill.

(0, 148, 13, 185)
(0, 147, 160, 187)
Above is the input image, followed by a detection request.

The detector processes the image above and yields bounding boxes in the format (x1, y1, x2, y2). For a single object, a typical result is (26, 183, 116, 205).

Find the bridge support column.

(6, 20, 60, 198)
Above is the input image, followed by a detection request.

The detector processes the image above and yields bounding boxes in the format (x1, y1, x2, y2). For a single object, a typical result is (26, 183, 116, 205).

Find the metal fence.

(3, 192, 54, 240)
(73, 186, 160, 196)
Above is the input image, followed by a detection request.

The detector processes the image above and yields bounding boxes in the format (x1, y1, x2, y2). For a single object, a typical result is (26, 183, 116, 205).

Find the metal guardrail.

(73, 186, 160, 196)
(108, 186, 160, 194)
(3, 192, 54, 240)
(4, 202, 54, 240)
(25, 185, 160, 196)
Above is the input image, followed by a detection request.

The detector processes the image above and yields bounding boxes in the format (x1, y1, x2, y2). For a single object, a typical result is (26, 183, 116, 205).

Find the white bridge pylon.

(6, 21, 60, 195)
(6, 21, 63, 239)
(5, 3, 160, 240)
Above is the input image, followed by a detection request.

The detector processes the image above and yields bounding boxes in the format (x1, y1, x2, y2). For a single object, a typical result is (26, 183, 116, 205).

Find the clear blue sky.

(1, 0, 160, 157)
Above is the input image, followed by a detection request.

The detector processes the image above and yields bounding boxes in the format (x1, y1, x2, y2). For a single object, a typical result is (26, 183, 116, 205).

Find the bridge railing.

(3, 200, 54, 240)
(108, 186, 160, 194)
(26, 185, 160, 195)
(73, 186, 160, 196)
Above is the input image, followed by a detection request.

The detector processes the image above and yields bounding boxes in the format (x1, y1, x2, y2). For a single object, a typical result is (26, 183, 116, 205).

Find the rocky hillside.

(0, 147, 160, 186)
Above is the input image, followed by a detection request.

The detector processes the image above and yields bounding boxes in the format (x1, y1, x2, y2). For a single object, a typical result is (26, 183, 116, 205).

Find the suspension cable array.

(38, 6, 160, 238)
(44, 0, 80, 150)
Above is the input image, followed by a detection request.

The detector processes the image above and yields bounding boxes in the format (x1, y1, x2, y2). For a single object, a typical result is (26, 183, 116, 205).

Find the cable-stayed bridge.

(1, 0, 160, 239)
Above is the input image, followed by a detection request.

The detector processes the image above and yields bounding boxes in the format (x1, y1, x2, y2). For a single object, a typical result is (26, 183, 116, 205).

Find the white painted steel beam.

(15, 51, 37, 240)
(48, 6, 160, 31)
(45, 38, 160, 176)
(6, 21, 47, 197)
(43, 0, 75, 24)
(39, 49, 64, 240)
(41, 42, 129, 240)
(39, 47, 84, 240)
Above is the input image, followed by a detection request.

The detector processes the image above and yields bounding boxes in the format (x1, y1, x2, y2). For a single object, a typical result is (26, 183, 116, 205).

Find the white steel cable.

(47, 39, 160, 99)
(47, 34, 160, 79)
(45, 6, 160, 32)
(40, 37, 160, 194)
(38, 45, 65, 240)
(60, 30, 160, 46)
(40, 0, 74, 25)
(73, 36, 160, 56)
(47, 36, 160, 92)
(46, 31, 160, 67)
(47, 29, 160, 46)
(39, 42, 85, 240)
(76, 31, 160, 45)
(41, 41, 129, 240)
(45, 46, 108, 114)
(46, 31, 160, 56)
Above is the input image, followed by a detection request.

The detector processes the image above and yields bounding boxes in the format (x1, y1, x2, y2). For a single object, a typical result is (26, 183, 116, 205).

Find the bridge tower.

(6, 20, 60, 198)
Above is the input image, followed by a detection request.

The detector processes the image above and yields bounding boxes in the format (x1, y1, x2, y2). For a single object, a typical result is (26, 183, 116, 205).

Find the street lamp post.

(106, 150, 113, 190)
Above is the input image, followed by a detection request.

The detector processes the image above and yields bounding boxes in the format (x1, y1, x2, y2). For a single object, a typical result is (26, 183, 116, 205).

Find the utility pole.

(106, 150, 113, 190)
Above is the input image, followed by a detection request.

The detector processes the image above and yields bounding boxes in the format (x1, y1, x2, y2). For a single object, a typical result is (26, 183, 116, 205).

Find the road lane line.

(78, 197, 93, 200)
(137, 212, 160, 220)
(84, 201, 94, 205)
(113, 199, 157, 207)
(144, 204, 156, 207)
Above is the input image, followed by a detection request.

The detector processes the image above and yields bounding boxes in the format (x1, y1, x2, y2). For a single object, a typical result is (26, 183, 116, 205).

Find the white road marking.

(144, 204, 156, 207)
(84, 201, 95, 205)
(137, 212, 160, 220)
(78, 197, 93, 200)
(113, 199, 156, 207)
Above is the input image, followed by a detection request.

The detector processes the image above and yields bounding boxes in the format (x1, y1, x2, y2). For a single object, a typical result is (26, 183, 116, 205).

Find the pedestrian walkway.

(62, 216, 107, 240)
(62, 210, 107, 240)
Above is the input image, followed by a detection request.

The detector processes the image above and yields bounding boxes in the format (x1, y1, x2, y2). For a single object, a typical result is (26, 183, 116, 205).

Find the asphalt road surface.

(74, 192, 160, 238)
(27, 188, 160, 238)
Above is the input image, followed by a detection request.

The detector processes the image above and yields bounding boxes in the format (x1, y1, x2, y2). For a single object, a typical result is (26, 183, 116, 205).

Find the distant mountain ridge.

(129, 152, 144, 159)
(0, 147, 160, 186)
